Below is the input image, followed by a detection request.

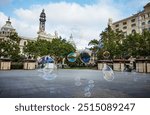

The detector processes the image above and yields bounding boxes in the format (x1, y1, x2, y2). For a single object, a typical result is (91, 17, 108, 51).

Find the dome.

(0, 17, 15, 32)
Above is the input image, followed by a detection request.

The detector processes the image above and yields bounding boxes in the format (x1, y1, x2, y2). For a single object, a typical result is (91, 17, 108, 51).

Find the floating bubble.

(75, 81, 82, 86)
(38, 56, 54, 68)
(80, 51, 91, 63)
(84, 86, 91, 92)
(102, 64, 114, 81)
(75, 77, 82, 86)
(88, 84, 95, 88)
(84, 91, 91, 97)
(88, 80, 94, 84)
(42, 72, 57, 80)
(37, 56, 57, 80)
(67, 52, 77, 62)
(103, 51, 110, 59)
(88, 80, 95, 88)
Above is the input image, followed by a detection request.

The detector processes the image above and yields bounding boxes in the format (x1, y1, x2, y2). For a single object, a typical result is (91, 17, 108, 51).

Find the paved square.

(0, 69, 150, 98)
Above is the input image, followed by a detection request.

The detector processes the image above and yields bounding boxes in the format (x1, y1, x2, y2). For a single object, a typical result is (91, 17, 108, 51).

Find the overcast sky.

(0, 0, 149, 49)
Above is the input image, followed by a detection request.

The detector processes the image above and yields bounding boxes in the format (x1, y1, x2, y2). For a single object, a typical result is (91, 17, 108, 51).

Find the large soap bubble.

(67, 52, 77, 62)
(80, 51, 91, 63)
(102, 63, 114, 81)
(38, 56, 55, 68)
(37, 56, 57, 80)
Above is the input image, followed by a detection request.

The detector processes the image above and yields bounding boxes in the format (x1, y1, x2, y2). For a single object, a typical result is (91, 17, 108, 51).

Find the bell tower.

(39, 9, 46, 33)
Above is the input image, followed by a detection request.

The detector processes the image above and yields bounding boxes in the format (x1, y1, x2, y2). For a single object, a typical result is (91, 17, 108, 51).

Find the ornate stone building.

(0, 9, 58, 55)
(108, 2, 150, 36)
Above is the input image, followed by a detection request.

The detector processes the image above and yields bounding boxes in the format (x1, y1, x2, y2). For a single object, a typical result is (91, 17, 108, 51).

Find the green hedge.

(11, 62, 23, 69)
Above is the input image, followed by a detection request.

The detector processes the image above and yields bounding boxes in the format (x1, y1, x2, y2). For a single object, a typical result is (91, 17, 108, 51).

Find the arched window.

(132, 29, 136, 33)
(142, 22, 145, 25)
(24, 41, 27, 46)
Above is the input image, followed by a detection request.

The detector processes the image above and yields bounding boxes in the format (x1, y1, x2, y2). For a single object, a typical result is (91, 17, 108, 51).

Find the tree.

(23, 37, 76, 63)
(100, 25, 124, 59)
(122, 30, 150, 58)
(0, 32, 21, 61)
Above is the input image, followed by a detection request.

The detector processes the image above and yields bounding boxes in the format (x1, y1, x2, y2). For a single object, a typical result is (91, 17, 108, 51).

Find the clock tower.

(39, 9, 46, 33)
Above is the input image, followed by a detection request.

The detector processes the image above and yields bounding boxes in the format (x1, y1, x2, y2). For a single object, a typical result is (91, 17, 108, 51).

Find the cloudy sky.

(0, 0, 149, 49)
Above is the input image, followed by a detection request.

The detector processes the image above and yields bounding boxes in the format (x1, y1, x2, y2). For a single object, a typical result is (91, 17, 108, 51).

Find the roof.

(144, 2, 150, 8)
(0, 17, 15, 31)
(113, 13, 140, 25)
(112, 2, 150, 25)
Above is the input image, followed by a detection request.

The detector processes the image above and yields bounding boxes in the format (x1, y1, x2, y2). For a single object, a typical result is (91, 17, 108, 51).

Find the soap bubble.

(88, 84, 95, 88)
(88, 80, 94, 84)
(80, 51, 91, 63)
(37, 56, 57, 80)
(84, 91, 91, 97)
(88, 80, 95, 88)
(102, 63, 114, 81)
(103, 51, 110, 59)
(84, 86, 91, 92)
(75, 77, 82, 86)
(67, 52, 77, 62)
(75, 81, 82, 86)
(42, 72, 57, 80)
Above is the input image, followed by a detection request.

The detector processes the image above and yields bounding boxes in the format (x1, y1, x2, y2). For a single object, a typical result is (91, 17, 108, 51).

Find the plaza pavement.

(0, 69, 150, 98)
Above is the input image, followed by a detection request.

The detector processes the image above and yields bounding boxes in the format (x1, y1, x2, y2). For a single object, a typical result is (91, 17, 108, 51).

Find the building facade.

(108, 2, 150, 36)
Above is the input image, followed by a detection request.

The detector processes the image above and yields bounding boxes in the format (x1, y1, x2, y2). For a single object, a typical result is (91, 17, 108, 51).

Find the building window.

(24, 41, 27, 46)
(123, 26, 127, 29)
(148, 20, 150, 24)
(141, 15, 145, 20)
(131, 19, 135, 22)
(142, 22, 145, 25)
(123, 22, 127, 25)
(132, 29, 136, 33)
(115, 24, 119, 27)
(115, 28, 119, 31)
(131, 23, 136, 27)
(148, 13, 150, 17)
